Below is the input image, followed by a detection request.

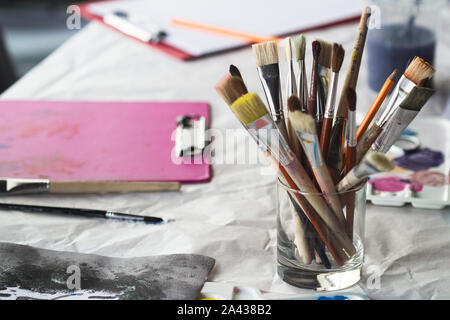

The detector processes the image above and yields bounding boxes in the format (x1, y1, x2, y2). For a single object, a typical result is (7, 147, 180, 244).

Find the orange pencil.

(356, 70, 397, 142)
(170, 18, 281, 43)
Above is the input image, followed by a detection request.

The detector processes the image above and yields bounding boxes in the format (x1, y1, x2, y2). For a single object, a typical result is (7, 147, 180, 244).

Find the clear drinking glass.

(277, 179, 366, 291)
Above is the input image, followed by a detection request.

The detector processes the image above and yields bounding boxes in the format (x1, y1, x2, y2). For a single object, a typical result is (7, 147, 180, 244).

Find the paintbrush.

(316, 39, 333, 120)
(292, 34, 308, 112)
(336, 151, 394, 192)
(216, 69, 313, 264)
(215, 73, 241, 106)
(308, 41, 321, 131)
(252, 41, 288, 140)
(356, 69, 398, 142)
(0, 178, 181, 195)
(289, 110, 346, 226)
(229, 64, 245, 81)
(0, 202, 165, 224)
(345, 88, 357, 173)
(284, 37, 297, 101)
(320, 43, 345, 158)
(344, 88, 357, 239)
(288, 193, 331, 269)
(355, 57, 435, 164)
(230, 93, 356, 264)
(328, 7, 371, 177)
(335, 6, 371, 124)
(372, 86, 435, 153)
(375, 56, 435, 129)
(286, 96, 304, 161)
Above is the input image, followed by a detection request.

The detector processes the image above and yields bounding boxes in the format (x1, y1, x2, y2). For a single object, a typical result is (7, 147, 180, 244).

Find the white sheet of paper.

(87, 0, 364, 56)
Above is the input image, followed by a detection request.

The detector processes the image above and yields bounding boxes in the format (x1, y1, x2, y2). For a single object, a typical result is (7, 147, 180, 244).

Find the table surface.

(1, 20, 450, 299)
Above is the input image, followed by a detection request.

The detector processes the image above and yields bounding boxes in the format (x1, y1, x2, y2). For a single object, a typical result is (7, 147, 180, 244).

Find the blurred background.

(0, 0, 88, 93)
(1, 0, 450, 106)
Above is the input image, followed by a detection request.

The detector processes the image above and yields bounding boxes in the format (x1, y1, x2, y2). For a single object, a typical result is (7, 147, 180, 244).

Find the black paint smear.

(0, 242, 215, 300)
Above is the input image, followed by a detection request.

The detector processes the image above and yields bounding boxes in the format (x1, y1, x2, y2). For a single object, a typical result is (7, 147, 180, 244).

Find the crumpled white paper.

(1, 22, 450, 299)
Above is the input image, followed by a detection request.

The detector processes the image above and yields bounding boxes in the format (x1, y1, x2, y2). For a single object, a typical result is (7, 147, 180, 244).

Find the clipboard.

(79, 0, 363, 61)
(0, 100, 211, 183)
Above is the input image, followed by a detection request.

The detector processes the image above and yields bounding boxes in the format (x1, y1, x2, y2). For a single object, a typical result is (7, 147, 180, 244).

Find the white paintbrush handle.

(289, 202, 313, 265)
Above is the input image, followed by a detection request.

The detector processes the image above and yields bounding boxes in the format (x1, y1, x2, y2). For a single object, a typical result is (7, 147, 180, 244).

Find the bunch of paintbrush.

(215, 68, 354, 266)
(214, 5, 436, 268)
(356, 56, 435, 163)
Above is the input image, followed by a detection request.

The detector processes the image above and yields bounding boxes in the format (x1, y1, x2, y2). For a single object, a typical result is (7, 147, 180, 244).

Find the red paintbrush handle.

(344, 146, 357, 173)
(320, 117, 333, 158)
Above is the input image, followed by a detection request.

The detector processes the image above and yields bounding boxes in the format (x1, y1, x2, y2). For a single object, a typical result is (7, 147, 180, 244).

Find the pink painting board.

(0, 101, 210, 182)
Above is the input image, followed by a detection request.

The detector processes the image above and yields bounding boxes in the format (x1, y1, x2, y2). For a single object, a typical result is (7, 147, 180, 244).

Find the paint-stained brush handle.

(356, 124, 383, 164)
(335, 7, 371, 119)
(49, 181, 181, 194)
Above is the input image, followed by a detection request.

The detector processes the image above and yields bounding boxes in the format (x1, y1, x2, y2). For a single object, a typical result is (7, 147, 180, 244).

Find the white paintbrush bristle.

(292, 34, 306, 61)
(284, 37, 292, 61)
(288, 110, 317, 135)
(252, 40, 279, 67)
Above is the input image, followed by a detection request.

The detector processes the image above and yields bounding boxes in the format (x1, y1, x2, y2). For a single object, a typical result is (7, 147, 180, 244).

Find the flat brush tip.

(230, 93, 269, 125)
(346, 88, 357, 112)
(404, 56, 435, 84)
(365, 151, 394, 172)
(287, 95, 302, 112)
(230, 76, 248, 96)
(289, 110, 317, 135)
(316, 39, 332, 68)
(331, 43, 345, 73)
(215, 73, 234, 106)
(292, 34, 306, 61)
(252, 40, 279, 67)
(229, 64, 242, 79)
(312, 41, 321, 60)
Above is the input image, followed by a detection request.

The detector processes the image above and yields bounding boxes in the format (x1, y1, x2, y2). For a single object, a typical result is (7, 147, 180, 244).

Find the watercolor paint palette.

(366, 117, 450, 210)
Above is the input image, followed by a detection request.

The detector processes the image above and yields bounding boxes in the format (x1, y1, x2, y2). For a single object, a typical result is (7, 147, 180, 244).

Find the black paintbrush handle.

(0, 203, 163, 224)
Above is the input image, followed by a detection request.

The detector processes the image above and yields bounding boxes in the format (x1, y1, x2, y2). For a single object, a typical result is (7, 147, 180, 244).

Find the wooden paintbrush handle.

(264, 151, 354, 265)
(286, 178, 349, 266)
(345, 146, 357, 173)
(335, 7, 371, 119)
(320, 117, 333, 158)
(49, 181, 181, 193)
(313, 166, 346, 226)
(285, 159, 356, 259)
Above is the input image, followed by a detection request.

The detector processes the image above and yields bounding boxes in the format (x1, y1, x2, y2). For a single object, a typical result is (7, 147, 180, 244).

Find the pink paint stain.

(369, 176, 423, 193)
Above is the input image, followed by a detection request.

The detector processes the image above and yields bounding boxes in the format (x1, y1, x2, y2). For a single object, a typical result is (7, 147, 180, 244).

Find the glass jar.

(366, 0, 446, 91)
(277, 179, 366, 291)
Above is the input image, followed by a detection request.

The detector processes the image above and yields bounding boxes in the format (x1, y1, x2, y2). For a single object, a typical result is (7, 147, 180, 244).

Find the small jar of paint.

(276, 179, 366, 291)
(366, 0, 445, 91)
